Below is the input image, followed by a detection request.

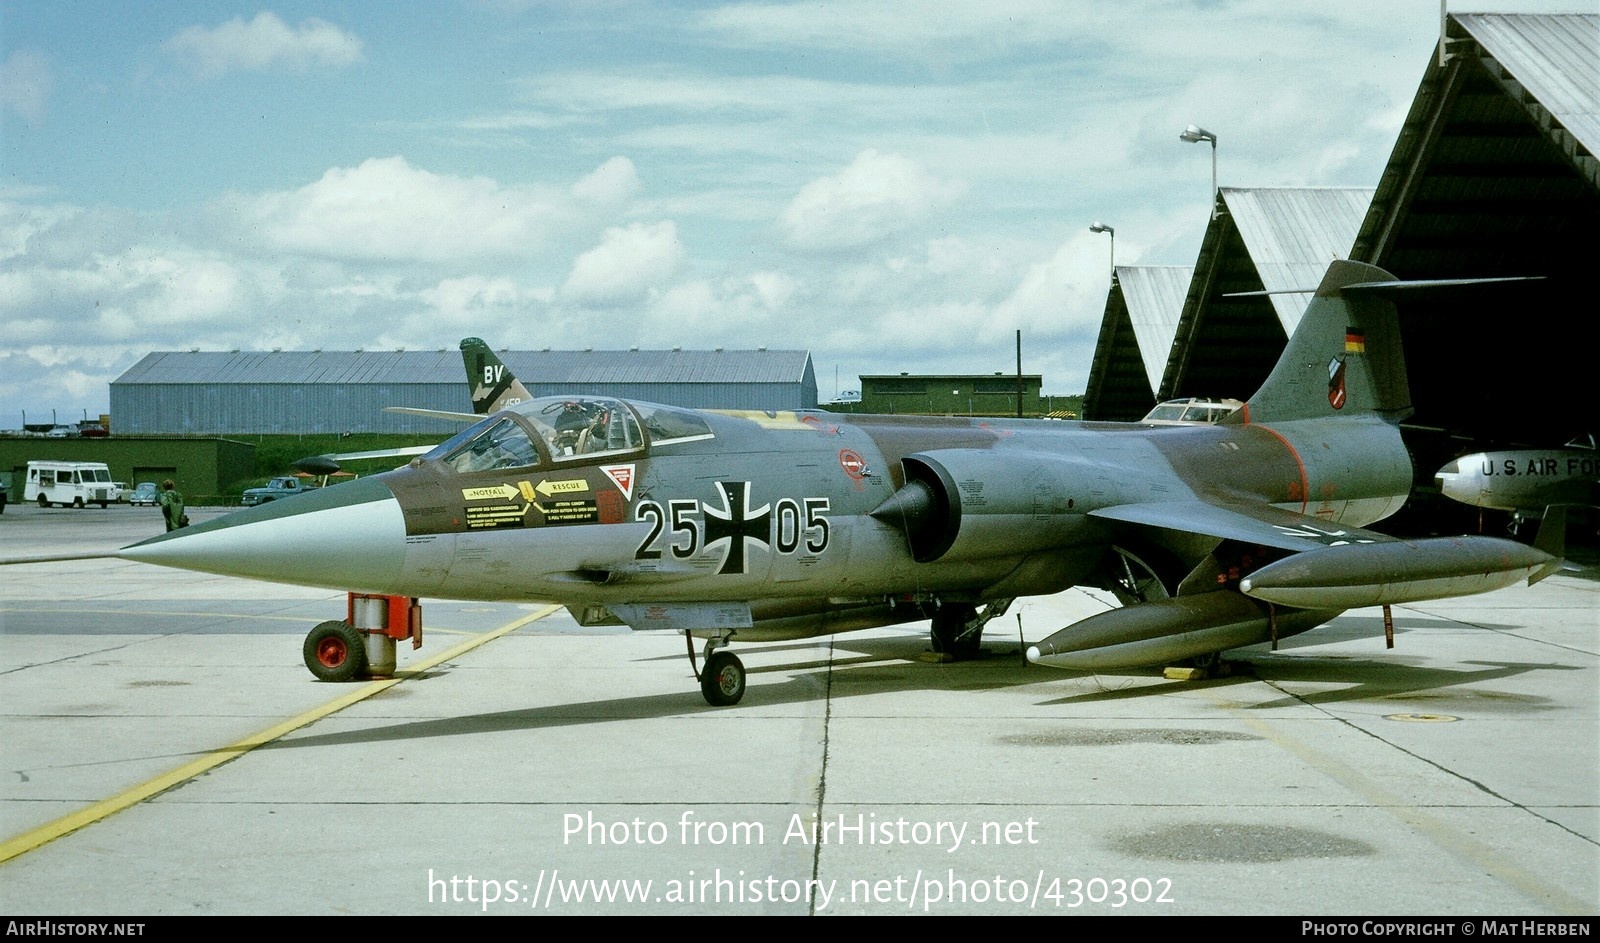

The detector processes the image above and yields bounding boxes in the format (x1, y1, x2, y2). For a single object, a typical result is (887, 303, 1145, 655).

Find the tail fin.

(1529, 504, 1567, 584)
(1237, 259, 1411, 425)
(460, 337, 532, 414)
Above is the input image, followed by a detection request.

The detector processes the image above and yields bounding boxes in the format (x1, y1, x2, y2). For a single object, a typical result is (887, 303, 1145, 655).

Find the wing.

(1089, 500, 1397, 553)
(293, 445, 435, 476)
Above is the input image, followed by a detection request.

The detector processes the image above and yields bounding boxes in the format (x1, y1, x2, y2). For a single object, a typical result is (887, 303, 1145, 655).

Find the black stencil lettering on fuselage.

(631, 486, 832, 573)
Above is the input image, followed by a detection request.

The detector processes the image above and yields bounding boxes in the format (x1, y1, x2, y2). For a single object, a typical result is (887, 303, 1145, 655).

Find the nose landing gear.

(301, 593, 422, 681)
(686, 632, 746, 706)
(304, 620, 368, 682)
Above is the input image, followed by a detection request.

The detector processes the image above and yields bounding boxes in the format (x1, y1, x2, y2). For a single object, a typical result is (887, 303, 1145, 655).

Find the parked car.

(111, 482, 131, 503)
(129, 482, 160, 507)
(241, 476, 317, 506)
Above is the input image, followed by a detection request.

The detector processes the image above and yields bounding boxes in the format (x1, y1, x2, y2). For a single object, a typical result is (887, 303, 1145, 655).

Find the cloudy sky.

(2, 1, 1583, 424)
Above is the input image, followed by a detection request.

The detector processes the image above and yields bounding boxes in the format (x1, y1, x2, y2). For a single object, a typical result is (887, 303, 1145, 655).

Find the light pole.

(1179, 124, 1218, 219)
(1089, 221, 1114, 281)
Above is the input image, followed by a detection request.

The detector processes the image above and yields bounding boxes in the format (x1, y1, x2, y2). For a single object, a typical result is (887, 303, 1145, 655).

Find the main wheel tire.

(38, 494, 49, 508)
(930, 604, 981, 659)
(700, 651, 746, 706)
(303, 620, 368, 682)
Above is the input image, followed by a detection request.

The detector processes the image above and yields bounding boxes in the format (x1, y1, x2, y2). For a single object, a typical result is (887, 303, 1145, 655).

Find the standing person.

(156, 479, 186, 532)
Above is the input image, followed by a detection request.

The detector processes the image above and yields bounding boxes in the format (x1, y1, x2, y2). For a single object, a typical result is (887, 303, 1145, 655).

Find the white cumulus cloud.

(780, 149, 965, 254)
(640, 271, 797, 343)
(164, 12, 364, 78)
(244, 157, 564, 262)
(570, 156, 641, 205)
(561, 221, 685, 308)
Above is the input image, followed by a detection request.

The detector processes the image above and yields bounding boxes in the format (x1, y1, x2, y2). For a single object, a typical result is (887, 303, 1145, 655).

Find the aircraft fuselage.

(1436, 448, 1599, 512)
(126, 402, 1413, 637)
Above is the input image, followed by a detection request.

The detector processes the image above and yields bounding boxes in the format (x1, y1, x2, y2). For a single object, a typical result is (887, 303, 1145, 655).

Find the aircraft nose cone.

(1434, 457, 1472, 503)
(118, 476, 408, 593)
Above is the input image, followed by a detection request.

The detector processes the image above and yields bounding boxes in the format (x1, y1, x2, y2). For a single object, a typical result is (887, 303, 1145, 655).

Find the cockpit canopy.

(426, 396, 712, 474)
(1141, 397, 1243, 425)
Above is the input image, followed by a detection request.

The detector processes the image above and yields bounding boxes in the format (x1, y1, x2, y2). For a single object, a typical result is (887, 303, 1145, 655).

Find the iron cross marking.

(702, 481, 772, 575)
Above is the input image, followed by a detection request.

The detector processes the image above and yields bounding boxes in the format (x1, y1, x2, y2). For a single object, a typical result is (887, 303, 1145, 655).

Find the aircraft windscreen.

(422, 415, 499, 464)
(440, 417, 541, 473)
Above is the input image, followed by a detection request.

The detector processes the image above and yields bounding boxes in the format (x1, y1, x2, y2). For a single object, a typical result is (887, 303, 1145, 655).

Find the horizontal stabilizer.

(384, 406, 483, 422)
(1226, 276, 1541, 297)
(1239, 536, 1555, 608)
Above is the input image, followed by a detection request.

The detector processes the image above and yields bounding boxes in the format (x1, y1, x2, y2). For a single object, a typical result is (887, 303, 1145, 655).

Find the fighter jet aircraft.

(114, 260, 1559, 705)
(1435, 434, 1598, 530)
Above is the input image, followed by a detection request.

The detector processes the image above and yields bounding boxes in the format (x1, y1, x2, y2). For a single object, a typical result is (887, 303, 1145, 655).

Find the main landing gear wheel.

(930, 604, 982, 660)
(303, 620, 368, 682)
(700, 651, 746, 706)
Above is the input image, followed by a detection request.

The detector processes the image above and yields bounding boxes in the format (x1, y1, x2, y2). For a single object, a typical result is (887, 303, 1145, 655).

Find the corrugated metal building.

(1158, 186, 1375, 404)
(1350, 12, 1596, 449)
(1136, 13, 1597, 447)
(1078, 12, 1595, 534)
(1082, 265, 1193, 421)
(112, 348, 818, 434)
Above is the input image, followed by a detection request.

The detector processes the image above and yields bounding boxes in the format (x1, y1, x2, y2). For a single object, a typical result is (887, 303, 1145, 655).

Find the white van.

(24, 461, 118, 508)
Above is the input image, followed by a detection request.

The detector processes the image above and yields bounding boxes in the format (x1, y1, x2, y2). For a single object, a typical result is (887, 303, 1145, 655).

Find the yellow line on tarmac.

(0, 604, 562, 864)
(0, 606, 331, 624)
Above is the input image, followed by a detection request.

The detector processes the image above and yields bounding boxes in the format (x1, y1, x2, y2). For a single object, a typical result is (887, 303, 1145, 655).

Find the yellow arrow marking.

(536, 478, 590, 497)
(462, 484, 520, 501)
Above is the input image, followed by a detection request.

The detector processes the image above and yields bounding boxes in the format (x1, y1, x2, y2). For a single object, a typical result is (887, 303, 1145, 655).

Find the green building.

(855, 373, 1051, 417)
(0, 436, 255, 506)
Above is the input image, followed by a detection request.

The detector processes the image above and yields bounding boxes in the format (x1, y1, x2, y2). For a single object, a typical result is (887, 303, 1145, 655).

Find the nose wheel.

(700, 651, 746, 706)
(687, 633, 746, 706)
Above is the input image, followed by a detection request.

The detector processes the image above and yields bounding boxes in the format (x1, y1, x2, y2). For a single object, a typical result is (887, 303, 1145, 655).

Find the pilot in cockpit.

(545, 401, 609, 455)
